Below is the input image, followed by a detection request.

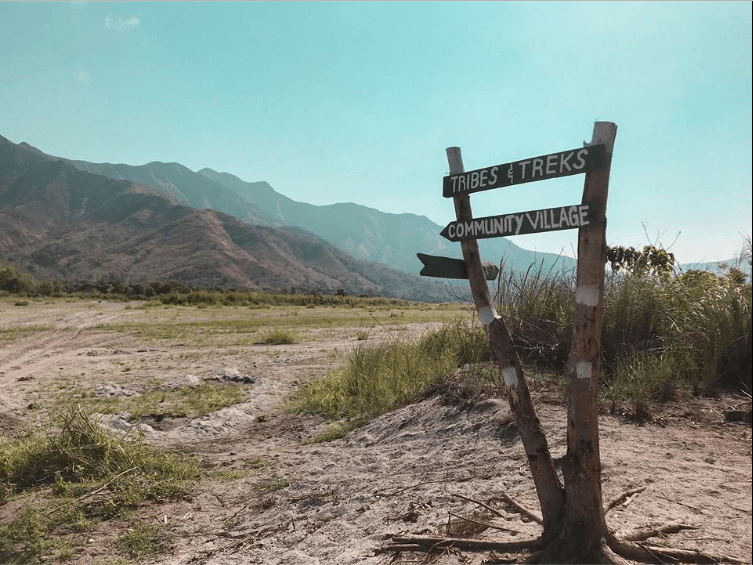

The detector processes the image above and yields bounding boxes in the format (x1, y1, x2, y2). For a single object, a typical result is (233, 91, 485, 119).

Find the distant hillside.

(198, 168, 574, 275)
(0, 135, 451, 301)
(64, 159, 273, 227)
(42, 148, 572, 277)
(678, 260, 746, 274)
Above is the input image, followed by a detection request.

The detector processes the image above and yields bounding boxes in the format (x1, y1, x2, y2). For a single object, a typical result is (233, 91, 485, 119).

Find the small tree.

(607, 244, 675, 278)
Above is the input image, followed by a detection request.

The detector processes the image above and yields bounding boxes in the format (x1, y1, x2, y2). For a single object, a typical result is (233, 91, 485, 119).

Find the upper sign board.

(443, 144, 607, 198)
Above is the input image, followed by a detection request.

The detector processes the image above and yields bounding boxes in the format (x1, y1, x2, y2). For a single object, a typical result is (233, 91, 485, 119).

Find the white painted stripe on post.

(575, 285, 600, 307)
(478, 306, 496, 325)
(502, 366, 519, 387)
(576, 361, 592, 380)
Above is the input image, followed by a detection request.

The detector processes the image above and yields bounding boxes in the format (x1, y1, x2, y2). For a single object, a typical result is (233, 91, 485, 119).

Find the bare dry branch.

(450, 492, 507, 519)
(623, 522, 698, 542)
(490, 493, 543, 525)
(386, 534, 544, 552)
(447, 511, 521, 534)
(605, 485, 647, 514)
(45, 466, 137, 516)
(607, 531, 743, 564)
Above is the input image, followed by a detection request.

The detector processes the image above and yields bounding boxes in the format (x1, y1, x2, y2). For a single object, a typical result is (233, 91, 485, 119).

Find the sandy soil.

(0, 299, 751, 564)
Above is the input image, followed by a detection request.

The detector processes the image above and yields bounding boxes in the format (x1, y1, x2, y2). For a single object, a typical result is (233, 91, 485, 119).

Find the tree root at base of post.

(378, 487, 742, 563)
(605, 532, 744, 564)
(378, 530, 743, 564)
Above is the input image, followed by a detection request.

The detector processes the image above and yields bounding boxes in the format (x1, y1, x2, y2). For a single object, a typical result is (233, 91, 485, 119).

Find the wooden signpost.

(416, 123, 622, 560)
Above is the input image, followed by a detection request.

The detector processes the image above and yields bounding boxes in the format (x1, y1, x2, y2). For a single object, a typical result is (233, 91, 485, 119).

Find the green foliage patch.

(293, 320, 491, 432)
(0, 324, 54, 342)
(117, 521, 172, 560)
(0, 408, 200, 562)
(255, 328, 298, 345)
(495, 240, 752, 416)
(105, 382, 248, 421)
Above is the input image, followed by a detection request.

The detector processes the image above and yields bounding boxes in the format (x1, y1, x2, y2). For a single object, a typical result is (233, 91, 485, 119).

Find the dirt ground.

(0, 299, 751, 564)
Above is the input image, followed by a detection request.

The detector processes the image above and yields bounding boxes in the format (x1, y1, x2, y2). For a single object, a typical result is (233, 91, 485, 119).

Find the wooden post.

(560, 122, 618, 548)
(446, 147, 564, 537)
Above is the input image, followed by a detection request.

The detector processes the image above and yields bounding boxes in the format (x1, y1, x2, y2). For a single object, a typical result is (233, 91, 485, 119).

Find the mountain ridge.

(196, 166, 575, 275)
(1, 134, 738, 288)
(0, 134, 450, 301)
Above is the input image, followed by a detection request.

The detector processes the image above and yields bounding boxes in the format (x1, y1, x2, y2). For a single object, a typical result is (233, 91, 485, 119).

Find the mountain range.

(0, 135, 452, 300)
(67, 153, 572, 275)
(0, 134, 734, 301)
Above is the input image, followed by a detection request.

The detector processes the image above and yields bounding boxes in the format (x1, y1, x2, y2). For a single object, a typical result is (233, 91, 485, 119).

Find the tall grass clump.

(603, 267, 751, 413)
(293, 320, 489, 428)
(493, 240, 751, 414)
(496, 260, 576, 371)
(659, 268, 751, 389)
(601, 270, 667, 378)
(0, 408, 200, 561)
(0, 408, 199, 497)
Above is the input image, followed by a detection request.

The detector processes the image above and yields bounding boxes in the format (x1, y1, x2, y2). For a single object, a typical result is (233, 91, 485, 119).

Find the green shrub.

(256, 329, 297, 345)
(355, 330, 370, 341)
(293, 320, 490, 425)
(0, 408, 200, 561)
(117, 521, 172, 560)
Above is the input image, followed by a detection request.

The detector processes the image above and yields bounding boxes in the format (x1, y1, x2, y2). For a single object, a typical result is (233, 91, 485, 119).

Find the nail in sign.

(442, 144, 607, 198)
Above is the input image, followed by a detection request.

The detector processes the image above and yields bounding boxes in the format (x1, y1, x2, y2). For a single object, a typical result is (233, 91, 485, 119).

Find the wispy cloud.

(105, 14, 140, 30)
(73, 70, 92, 87)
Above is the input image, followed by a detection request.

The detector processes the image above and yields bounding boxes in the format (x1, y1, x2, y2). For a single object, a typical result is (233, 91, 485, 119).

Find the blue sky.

(1, 2, 751, 264)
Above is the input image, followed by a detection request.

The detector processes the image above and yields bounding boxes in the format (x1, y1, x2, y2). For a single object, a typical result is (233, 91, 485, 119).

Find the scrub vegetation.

(0, 408, 200, 563)
(293, 320, 493, 441)
(500, 240, 751, 416)
(0, 240, 750, 562)
(297, 238, 752, 428)
(74, 382, 249, 421)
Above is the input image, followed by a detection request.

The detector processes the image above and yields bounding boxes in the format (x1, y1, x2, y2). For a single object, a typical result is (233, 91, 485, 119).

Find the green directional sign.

(417, 253, 499, 280)
(443, 144, 607, 198)
(440, 203, 599, 242)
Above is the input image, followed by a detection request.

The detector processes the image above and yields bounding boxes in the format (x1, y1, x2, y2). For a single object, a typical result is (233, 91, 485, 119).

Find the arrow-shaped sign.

(417, 253, 499, 280)
(440, 203, 599, 242)
(442, 144, 607, 198)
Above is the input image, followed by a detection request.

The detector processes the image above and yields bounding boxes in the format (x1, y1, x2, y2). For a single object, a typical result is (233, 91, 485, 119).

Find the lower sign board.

(440, 203, 598, 242)
(417, 253, 499, 280)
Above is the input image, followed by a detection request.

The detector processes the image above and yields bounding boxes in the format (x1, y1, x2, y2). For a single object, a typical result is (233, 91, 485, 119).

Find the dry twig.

(45, 466, 137, 516)
(376, 474, 494, 498)
(623, 522, 698, 542)
(447, 511, 520, 534)
(450, 492, 507, 519)
(490, 493, 543, 525)
(385, 534, 543, 552)
(605, 485, 647, 514)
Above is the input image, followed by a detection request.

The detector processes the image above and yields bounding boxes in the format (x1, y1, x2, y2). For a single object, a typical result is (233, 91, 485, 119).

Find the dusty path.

(0, 299, 751, 564)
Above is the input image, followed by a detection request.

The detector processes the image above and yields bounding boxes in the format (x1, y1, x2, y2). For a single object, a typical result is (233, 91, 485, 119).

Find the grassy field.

(1, 256, 751, 563)
(1, 294, 476, 563)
